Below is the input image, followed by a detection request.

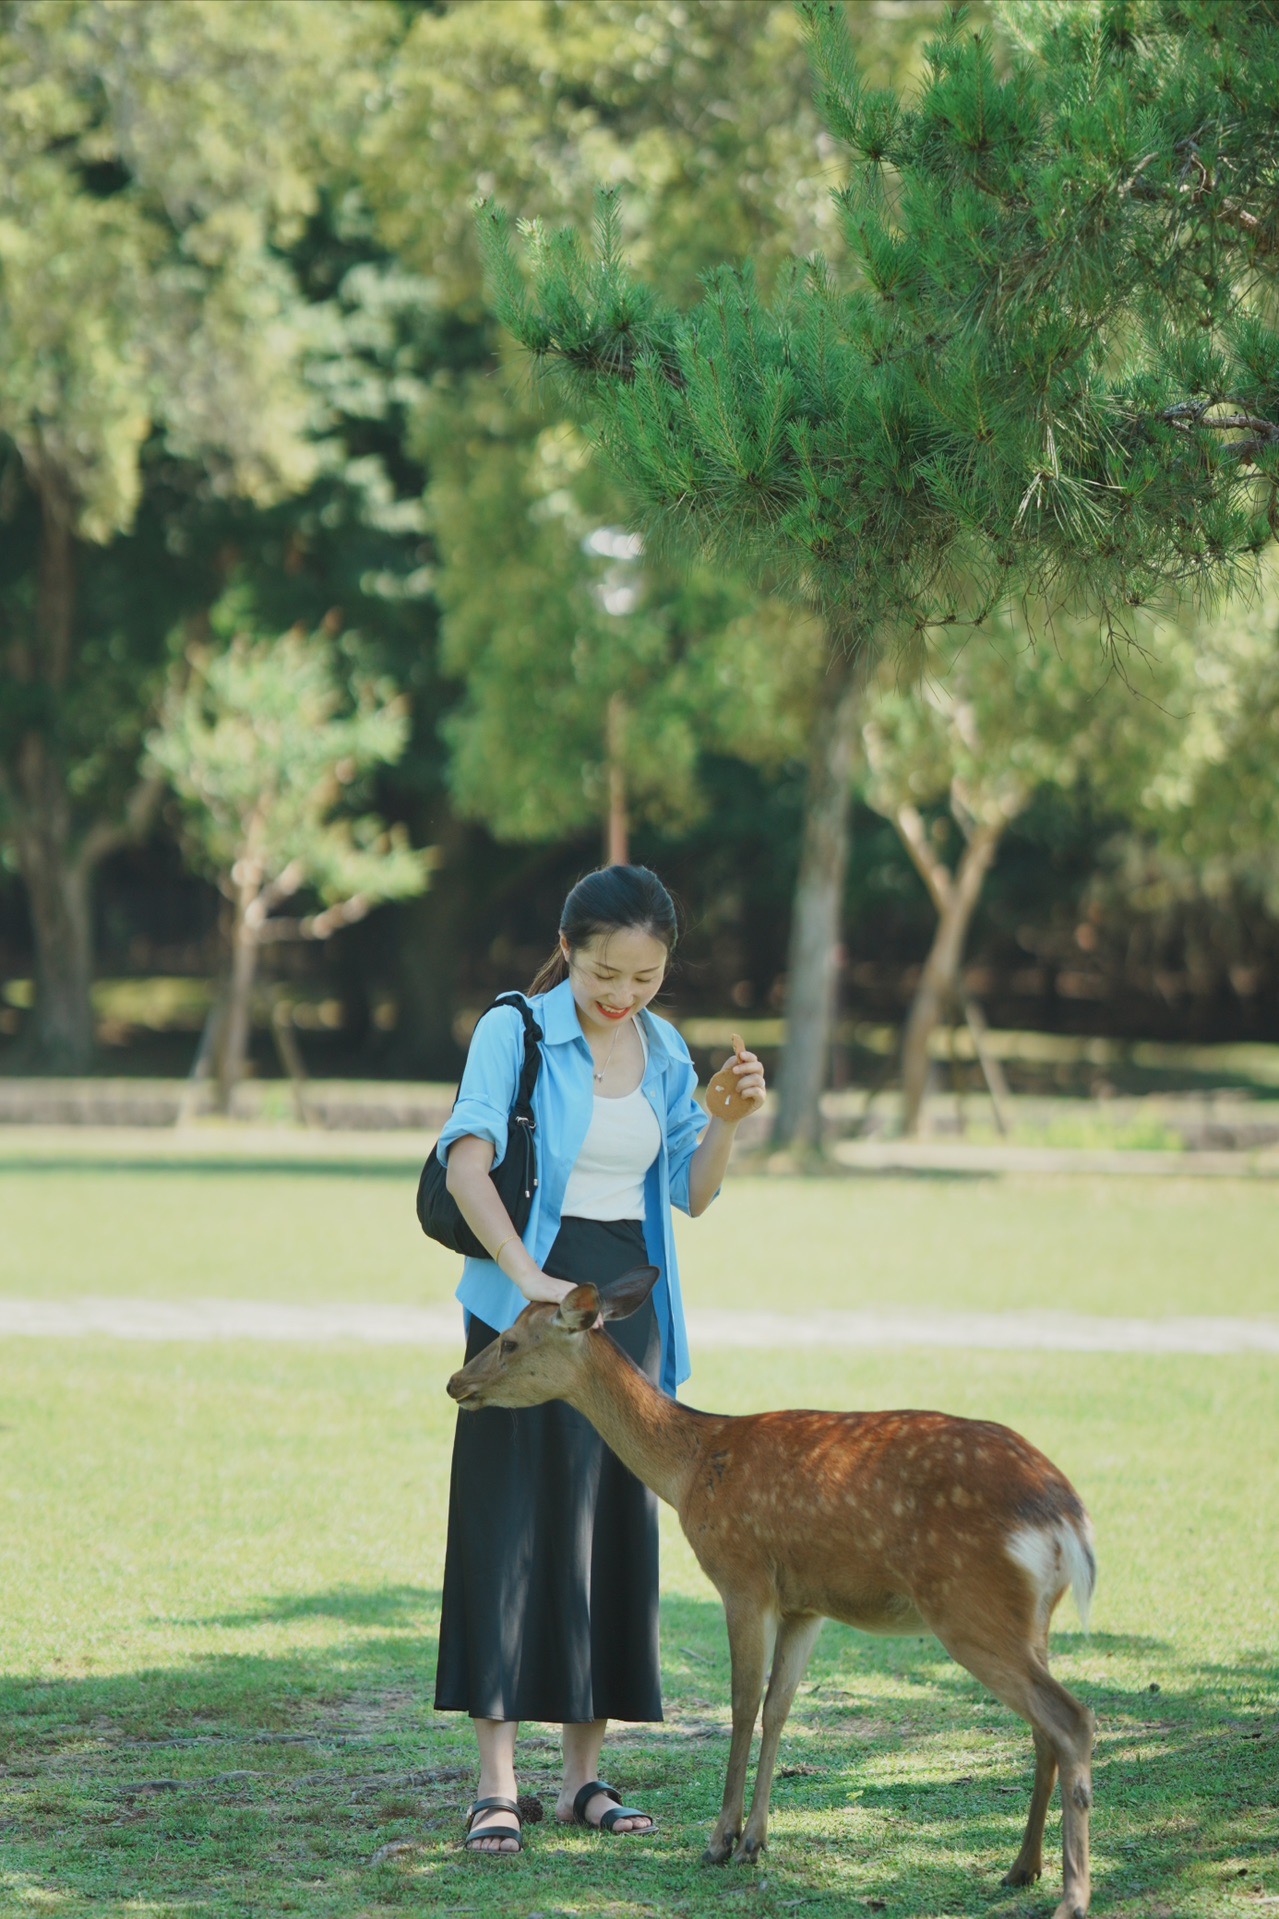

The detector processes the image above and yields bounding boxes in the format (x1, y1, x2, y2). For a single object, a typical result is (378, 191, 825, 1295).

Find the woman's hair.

(527, 865, 678, 996)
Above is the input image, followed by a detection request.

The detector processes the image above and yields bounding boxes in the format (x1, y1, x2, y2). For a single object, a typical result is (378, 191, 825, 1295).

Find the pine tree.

(481, 0, 1279, 1144)
(146, 602, 429, 1111)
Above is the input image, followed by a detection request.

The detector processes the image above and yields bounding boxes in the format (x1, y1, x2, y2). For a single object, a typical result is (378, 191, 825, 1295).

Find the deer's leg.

(932, 1624, 1094, 1919)
(1037, 1670, 1094, 1919)
(704, 1596, 775, 1865)
(1003, 1727, 1057, 1887)
(734, 1611, 824, 1864)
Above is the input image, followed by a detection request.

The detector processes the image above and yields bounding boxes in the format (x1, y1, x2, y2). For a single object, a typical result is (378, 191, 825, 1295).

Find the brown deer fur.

(447, 1267, 1096, 1919)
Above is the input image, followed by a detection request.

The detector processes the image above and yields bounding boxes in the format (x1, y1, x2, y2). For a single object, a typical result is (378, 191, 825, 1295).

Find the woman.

(434, 865, 766, 1853)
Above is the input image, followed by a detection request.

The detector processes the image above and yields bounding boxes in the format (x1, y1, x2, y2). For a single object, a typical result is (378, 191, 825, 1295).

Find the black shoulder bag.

(415, 993, 543, 1260)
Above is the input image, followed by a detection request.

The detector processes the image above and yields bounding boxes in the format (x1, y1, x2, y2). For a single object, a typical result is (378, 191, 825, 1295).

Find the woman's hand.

(445, 1136, 571, 1304)
(497, 1246, 600, 1323)
(500, 1244, 574, 1307)
(704, 1032, 767, 1124)
(688, 1035, 766, 1215)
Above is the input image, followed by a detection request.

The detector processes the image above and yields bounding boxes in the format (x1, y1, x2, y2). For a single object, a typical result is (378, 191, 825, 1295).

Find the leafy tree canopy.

(0, 0, 394, 539)
(365, 0, 866, 313)
(421, 361, 818, 848)
(482, 0, 1279, 647)
(145, 596, 430, 1103)
(146, 603, 428, 918)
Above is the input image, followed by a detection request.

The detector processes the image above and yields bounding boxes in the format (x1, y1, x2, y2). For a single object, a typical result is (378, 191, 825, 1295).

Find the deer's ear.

(598, 1265, 660, 1321)
(554, 1284, 601, 1332)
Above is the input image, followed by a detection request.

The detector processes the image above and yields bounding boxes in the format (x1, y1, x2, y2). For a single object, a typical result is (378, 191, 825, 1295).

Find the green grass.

(1, 1148, 1276, 1917)
(2, 1156, 1278, 1317)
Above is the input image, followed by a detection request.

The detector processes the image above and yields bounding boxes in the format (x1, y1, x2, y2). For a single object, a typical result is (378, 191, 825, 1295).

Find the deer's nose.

(446, 1372, 475, 1403)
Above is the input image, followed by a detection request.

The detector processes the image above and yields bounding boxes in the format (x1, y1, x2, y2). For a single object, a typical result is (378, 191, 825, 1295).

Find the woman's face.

(562, 926, 669, 1034)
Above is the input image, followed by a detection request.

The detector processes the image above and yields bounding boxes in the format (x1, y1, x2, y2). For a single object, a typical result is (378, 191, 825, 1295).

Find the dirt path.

(0, 1297, 1275, 1355)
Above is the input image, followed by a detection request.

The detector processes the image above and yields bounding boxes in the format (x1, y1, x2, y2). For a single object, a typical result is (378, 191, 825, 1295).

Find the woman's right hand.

(496, 1243, 597, 1321)
(500, 1244, 573, 1307)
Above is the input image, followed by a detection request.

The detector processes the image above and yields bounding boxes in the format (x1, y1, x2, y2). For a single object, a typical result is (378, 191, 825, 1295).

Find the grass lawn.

(2, 1151, 1278, 1317)
(1, 1147, 1276, 1917)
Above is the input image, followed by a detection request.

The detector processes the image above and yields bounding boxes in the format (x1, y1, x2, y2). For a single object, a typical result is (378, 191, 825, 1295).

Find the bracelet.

(492, 1233, 519, 1267)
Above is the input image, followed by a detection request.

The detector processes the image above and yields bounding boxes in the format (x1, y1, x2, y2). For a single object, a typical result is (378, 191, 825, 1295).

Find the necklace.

(593, 1021, 624, 1083)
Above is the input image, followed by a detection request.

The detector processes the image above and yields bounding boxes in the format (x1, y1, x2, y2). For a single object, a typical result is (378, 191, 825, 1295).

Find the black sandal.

(571, 1779, 655, 1835)
(463, 1795, 524, 1853)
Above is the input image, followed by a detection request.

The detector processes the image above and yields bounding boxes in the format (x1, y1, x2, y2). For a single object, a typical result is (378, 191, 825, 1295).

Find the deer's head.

(447, 1265, 659, 1411)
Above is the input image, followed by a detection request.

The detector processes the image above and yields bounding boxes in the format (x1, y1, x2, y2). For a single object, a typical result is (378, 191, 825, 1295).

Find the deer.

(447, 1267, 1096, 1919)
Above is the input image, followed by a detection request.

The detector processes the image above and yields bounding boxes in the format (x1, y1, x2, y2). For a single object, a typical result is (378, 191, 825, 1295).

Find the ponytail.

(527, 944, 569, 996)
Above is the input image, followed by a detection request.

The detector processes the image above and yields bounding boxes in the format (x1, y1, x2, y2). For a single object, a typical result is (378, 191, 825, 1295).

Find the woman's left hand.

(705, 1032, 766, 1123)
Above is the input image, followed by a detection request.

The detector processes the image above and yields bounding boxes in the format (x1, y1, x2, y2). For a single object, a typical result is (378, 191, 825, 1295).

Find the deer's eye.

(498, 1337, 517, 1357)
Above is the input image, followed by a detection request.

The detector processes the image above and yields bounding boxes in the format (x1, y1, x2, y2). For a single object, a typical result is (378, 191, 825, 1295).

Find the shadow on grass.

(192, 1585, 436, 1630)
(1, 1592, 1275, 1919)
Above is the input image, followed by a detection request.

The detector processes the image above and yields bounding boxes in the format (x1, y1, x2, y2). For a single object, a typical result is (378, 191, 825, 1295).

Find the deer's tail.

(1007, 1508, 1097, 1631)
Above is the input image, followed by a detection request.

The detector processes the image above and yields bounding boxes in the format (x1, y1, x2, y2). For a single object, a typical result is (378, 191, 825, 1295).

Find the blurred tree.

(365, 0, 871, 309)
(421, 365, 818, 862)
(482, 0, 1279, 1141)
(862, 617, 1179, 1133)
(0, 0, 393, 1067)
(1141, 588, 1279, 909)
(145, 605, 430, 1110)
(1089, 573, 1279, 1008)
(364, 0, 936, 1069)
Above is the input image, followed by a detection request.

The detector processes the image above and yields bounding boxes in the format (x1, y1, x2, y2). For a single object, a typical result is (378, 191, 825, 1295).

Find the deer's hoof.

(732, 1835, 765, 1865)
(1002, 1862, 1043, 1888)
(702, 1833, 738, 1867)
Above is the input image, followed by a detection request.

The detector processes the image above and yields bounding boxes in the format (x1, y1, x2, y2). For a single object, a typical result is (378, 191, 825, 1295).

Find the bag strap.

(490, 993, 543, 1116)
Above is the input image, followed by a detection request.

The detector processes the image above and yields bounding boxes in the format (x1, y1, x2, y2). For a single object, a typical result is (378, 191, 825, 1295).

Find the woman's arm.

(686, 1045, 767, 1216)
(444, 1135, 573, 1304)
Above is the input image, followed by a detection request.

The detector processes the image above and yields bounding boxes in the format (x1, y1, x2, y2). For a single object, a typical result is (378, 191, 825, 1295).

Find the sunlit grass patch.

(1, 1329, 1276, 1917)
(0, 1157, 1275, 1916)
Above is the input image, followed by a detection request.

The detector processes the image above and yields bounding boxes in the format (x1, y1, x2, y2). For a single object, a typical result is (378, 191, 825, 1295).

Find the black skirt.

(433, 1215, 663, 1723)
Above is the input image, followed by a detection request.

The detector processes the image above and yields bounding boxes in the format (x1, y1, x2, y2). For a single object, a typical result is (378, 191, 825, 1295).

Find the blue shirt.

(436, 977, 712, 1392)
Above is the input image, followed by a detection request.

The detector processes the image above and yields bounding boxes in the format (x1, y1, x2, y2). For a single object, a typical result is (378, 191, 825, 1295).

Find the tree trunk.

(215, 887, 261, 1113)
(605, 693, 629, 867)
(771, 644, 868, 1151)
(5, 473, 100, 1070)
(13, 762, 96, 1072)
(899, 820, 1004, 1135)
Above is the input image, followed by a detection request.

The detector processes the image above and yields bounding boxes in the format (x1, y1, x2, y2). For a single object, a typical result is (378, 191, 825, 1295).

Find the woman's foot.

(557, 1778, 654, 1834)
(463, 1795, 523, 1854)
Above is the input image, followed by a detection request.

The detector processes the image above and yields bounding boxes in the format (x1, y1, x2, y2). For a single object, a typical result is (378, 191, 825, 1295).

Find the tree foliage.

(862, 611, 1180, 1127)
(482, 0, 1279, 643)
(365, 0, 851, 311)
(422, 365, 818, 851)
(146, 603, 429, 1104)
(0, 0, 396, 1066)
(1124, 567, 1279, 916)
(0, 0, 390, 536)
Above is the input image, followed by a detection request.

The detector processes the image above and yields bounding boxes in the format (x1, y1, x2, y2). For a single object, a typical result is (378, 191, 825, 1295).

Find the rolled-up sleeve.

(664, 1042, 711, 1216)
(436, 1005, 522, 1168)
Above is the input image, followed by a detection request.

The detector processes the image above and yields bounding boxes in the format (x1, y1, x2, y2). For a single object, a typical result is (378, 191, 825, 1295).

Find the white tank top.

(561, 1023, 661, 1222)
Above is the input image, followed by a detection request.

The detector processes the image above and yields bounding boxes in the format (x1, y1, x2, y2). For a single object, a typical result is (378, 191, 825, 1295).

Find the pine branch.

(255, 893, 378, 943)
